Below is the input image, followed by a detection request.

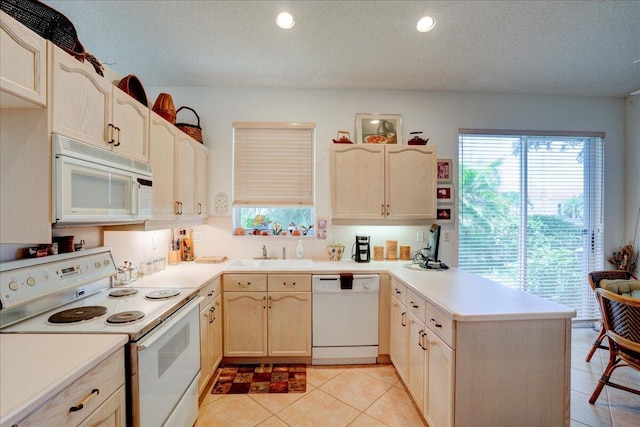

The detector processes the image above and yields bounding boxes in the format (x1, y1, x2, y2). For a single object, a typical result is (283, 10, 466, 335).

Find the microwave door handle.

(132, 180, 139, 216)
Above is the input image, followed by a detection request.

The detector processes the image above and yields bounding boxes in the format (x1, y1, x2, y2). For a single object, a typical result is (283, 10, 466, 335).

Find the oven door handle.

(137, 296, 203, 351)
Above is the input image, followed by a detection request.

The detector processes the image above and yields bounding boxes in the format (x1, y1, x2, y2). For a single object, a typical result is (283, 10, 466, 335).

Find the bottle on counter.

(296, 239, 304, 259)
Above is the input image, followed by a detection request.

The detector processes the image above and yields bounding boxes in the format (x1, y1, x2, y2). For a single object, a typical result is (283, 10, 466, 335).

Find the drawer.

(425, 301, 455, 348)
(223, 274, 267, 292)
(406, 289, 426, 323)
(268, 274, 311, 292)
(391, 279, 407, 306)
(198, 277, 221, 309)
(16, 348, 124, 427)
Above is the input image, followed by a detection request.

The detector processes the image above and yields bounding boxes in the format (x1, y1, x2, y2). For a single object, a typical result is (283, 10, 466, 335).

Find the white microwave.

(52, 134, 153, 224)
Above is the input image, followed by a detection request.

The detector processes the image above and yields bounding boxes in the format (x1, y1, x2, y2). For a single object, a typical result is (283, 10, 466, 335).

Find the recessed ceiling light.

(276, 12, 295, 29)
(417, 16, 436, 32)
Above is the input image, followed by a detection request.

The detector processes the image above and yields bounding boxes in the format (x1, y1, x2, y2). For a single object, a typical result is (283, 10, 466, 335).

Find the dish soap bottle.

(296, 240, 304, 259)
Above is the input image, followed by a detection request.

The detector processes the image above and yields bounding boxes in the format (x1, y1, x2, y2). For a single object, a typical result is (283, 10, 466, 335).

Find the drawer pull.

(394, 288, 401, 294)
(238, 282, 251, 286)
(401, 312, 407, 327)
(410, 301, 419, 309)
(69, 388, 99, 412)
(430, 318, 442, 328)
(283, 282, 296, 286)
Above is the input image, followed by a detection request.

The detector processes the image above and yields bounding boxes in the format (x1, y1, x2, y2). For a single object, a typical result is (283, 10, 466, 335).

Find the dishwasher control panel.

(312, 274, 379, 293)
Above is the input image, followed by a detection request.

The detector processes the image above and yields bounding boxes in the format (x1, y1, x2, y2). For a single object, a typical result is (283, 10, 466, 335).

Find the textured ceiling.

(43, 0, 640, 97)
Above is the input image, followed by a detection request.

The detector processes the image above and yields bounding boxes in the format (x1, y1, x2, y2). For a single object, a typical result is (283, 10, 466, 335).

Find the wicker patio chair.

(589, 288, 640, 404)
(585, 270, 638, 362)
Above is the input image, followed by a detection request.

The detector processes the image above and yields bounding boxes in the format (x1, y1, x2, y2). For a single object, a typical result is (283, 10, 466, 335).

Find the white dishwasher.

(312, 274, 379, 365)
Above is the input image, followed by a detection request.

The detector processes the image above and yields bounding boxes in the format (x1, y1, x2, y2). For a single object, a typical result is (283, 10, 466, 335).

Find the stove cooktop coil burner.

(106, 310, 146, 324)
(109, 288, 139, 298)
(144, 289, 180, 300)
(48, 306, 108, 324)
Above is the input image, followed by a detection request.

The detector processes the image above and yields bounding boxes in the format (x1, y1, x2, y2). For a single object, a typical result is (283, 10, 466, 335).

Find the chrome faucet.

(282, 246, 286, 259)
(262, 245, 267, 259)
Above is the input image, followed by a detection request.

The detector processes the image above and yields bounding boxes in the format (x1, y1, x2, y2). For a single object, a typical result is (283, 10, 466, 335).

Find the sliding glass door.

(458, 132, 604, 320)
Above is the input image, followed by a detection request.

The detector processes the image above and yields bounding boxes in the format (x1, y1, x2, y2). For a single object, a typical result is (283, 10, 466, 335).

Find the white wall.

(143, 87, 625, 266)
(625, 95, 640, 246)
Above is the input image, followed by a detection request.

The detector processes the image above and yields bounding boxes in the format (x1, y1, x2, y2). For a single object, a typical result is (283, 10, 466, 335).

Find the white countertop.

(0, 334, 128, 427)
(129, 259, 576, 321)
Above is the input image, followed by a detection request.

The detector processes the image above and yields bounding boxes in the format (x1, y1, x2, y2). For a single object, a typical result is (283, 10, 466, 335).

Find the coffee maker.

(352, 234, 371, 263)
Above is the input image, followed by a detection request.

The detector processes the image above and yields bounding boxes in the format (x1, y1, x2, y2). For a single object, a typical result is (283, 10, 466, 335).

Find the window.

(232, 122, 315, 236)
(458, 130, 604, 321)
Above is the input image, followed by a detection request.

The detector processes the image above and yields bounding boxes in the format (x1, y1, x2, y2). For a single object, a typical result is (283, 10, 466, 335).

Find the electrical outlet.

(417, 231, 424, 242)
(151, 235, 157, 249)
(193, 232, 202, 243)
(443, 231, 450, 241)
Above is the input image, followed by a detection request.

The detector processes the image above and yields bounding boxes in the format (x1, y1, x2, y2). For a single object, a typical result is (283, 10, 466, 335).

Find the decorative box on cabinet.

(49, 43, 149, 162)
(223, 274, 311, 359)
(0, 11, 47, 107)
(331, 144, 437, 224)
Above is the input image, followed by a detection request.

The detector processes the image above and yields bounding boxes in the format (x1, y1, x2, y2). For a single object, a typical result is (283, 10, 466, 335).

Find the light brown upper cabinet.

(331, 144, 437, 224)
(0, 11, 47, 107)
(50, 44, 149, 162)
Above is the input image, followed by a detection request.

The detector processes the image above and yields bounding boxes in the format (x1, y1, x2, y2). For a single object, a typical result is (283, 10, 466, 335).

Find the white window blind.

(458, 131, 604, 321)
(233, 122, 315, 206)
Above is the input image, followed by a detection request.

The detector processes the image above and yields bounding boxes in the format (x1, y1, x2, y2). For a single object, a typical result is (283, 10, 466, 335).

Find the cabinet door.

(385, 145, 437, 220)
(149, 112, 177, 219)
(50, 44, 112, 147)
(111, 87, 149, 162)
(195, 143, 209, 217)
(407, 312, 425, 409)
(390, 298, 409, 382)
(331, 144, 385, 221)
(0, 109, 50, 244)
(198, 302, 213, 396)
(211, 294, 223, 371)
(268, 292, 311, 356)
(223, 291, 268, 357)
(0, 11, 47, 107)
(176, 134, 197, 217)
(424, 329, 454, 427)
(77, 385, 126, 427)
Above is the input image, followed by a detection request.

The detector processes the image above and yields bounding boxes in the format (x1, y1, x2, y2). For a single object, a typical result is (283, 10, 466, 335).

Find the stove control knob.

(103, 260, 110, 266)
(95, 262, 102, 269)
(8, 281, 19, 291)
(26, 277, 36, 286)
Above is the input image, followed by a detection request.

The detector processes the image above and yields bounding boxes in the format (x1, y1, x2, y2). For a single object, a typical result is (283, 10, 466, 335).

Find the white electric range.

(0, 247, 202, 427)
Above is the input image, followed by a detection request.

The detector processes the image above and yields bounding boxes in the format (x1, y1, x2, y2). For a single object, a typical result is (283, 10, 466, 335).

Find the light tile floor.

(198, 328, 639, 427)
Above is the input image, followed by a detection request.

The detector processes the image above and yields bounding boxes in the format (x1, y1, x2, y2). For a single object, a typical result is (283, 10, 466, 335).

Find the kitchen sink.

(227, 258, 314, 270)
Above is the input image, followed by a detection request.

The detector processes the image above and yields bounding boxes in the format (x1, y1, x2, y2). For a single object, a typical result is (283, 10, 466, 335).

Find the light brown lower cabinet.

(198, 278, 222, 396)
(391, 280, 453, 426)
(16, 348, 125, 427)
(223, 274, 311, 358)
(390, 277, 572, 426)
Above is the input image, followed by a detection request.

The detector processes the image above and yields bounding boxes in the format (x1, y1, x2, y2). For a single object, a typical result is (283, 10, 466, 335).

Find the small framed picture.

(437, 185, 454, 203)
(437, 158, 452, 182)
(436, 208, 454, 223)
(356, 113, 402, 144)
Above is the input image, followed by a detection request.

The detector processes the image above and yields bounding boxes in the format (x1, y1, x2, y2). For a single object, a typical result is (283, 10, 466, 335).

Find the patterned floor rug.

(211, 364, 307, 394)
